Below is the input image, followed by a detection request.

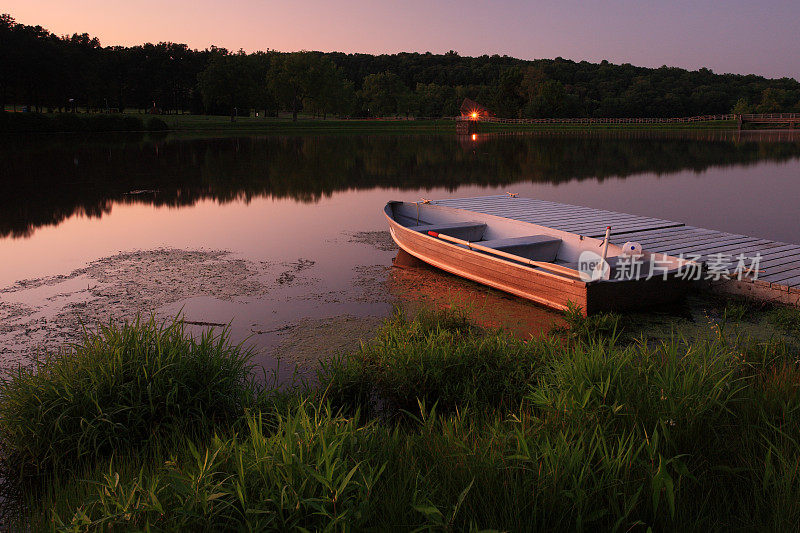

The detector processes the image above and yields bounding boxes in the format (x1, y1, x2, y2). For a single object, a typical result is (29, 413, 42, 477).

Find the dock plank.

(629, 227, 718, 241)
(692, 242, 797, 258)
(759, 248, 800, 263)
(698, 245, 800, 265)
(589, 224, 685, 238)
(566, 220, 665, 234)
(781, 276, 800, 288)
(657, 238, 766, 255)
(760, 257, 800, 273)
(760, 261, 800, 277)
(534, 215, 659, 229)
(635, 232, 739, 248)
(506, 211, 661, 227)
(762, 270, 800, 283)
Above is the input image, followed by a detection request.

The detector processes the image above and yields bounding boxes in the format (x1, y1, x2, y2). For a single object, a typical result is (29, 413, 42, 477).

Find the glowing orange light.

(471, 133, 477, 141)
(470, 111, 478, 119)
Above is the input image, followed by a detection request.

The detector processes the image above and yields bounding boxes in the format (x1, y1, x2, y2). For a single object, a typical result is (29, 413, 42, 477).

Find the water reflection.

(388, 261, 566, 338)
(3, 129, 800, 375)
(3, 130, 800, 239)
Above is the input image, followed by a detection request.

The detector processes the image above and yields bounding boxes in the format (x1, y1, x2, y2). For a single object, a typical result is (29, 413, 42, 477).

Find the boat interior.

(408, 220, 563, 262)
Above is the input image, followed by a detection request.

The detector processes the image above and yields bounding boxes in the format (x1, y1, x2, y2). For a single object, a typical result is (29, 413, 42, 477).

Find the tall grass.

(320, 307, 556, 415)
(0, 316, 256, 480)
(4, 309, 800, 530)
(768, 305, 800, 335)
(550, 301, 622, 342)
(38, 403, 384, 531)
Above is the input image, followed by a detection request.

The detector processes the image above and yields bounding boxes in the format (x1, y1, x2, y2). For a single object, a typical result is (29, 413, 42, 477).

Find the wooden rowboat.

(385, 200, 693, 315)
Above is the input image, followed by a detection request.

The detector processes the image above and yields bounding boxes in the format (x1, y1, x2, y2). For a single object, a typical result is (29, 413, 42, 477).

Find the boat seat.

(410, 221, 487, 241)
(478, 235, 562, 262)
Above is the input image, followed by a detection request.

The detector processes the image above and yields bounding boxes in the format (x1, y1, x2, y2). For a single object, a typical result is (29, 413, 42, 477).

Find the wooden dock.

(431, 195, 800, 306)
(739, 113, 800, 129)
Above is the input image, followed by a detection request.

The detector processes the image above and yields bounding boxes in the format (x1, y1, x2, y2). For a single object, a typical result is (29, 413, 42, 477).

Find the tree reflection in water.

(2, 130, 800, 239)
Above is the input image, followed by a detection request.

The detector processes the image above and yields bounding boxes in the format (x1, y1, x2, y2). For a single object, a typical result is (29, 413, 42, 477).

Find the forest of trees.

(2, 13, 800, 119)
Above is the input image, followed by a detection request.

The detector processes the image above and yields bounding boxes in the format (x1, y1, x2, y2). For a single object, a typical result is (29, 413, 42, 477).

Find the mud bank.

(0, 249, 273, 369)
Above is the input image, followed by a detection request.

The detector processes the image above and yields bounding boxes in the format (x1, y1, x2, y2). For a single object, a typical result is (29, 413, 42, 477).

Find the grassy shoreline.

(2, 300, 800, 530)
(1, 110, 742, 135)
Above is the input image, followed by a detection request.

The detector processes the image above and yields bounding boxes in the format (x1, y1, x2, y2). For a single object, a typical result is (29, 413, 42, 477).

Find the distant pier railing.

(738, 113, 800, 128)
(455, 113, 800, 126)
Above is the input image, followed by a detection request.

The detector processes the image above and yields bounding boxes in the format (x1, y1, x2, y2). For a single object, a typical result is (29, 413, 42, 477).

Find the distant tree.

(267, 52, 301, 120)
(197, 51, 256, 115)
(326, 78, 357, 117)
(268, 52, 333, 121)
(0, 14, 16, 110)
(491, 67, 524, 118)
(298, 54, 353, 118)
(360, 72, 409, 117)
(756, 88, 788, 113)
(248, 51, 279, 117)
(523, 77, 581, 118)
(731, 97, 751, 114)
(413, 83, 454, 117)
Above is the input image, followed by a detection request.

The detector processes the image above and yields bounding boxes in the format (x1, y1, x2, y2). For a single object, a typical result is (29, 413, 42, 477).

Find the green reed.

(4, 307, 800, 531)
(0, 315, 256, 480)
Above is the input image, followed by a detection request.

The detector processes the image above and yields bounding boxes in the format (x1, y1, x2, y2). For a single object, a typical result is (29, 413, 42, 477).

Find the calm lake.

(2, 130, 799, 377)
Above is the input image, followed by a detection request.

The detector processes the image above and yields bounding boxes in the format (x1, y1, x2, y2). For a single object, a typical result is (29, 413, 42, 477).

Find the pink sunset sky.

(6, 0, 800, 79)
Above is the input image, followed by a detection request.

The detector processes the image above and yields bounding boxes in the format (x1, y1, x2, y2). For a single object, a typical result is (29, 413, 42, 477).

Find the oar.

(427, 231, 585, 279)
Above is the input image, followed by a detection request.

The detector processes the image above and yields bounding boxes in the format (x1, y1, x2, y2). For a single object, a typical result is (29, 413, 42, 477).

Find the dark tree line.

(2, 13, 799, 119)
